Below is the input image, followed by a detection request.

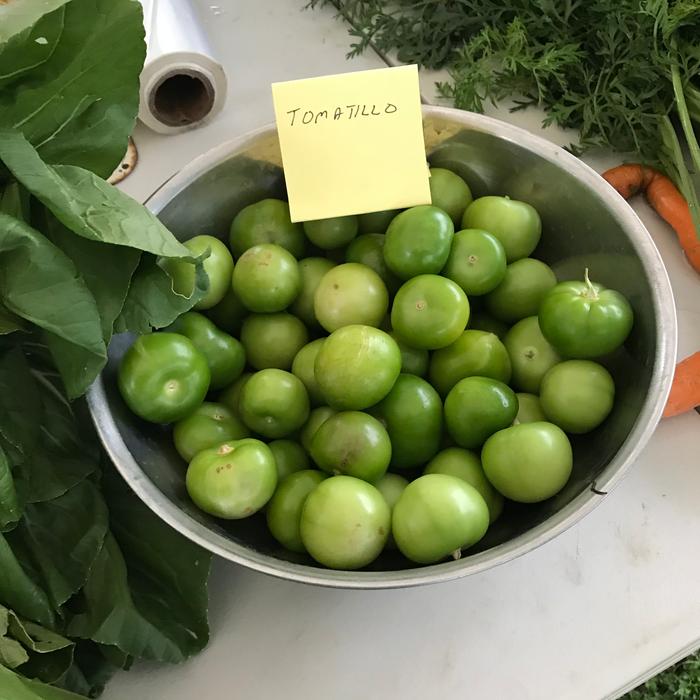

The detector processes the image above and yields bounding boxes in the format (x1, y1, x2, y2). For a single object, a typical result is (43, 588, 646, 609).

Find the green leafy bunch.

(310, 0, 700, 238)
(626, 651, 700, 699)
(0, 1, 212, 697)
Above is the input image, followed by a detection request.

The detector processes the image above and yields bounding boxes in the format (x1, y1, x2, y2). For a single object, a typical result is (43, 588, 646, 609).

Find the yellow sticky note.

(271, 65, 431, 222)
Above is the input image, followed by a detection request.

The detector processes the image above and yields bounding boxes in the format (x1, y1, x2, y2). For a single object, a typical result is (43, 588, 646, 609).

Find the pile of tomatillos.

(117, 166, 634, 570)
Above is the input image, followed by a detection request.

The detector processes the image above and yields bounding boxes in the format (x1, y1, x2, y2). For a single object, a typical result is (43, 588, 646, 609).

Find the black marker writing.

(285, 102, 400, 127)
(287, 108, 300, 126)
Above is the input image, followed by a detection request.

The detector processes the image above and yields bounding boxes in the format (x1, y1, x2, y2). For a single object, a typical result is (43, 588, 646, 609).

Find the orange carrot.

(664, 352, 700, 417)
(602, 164, 700, 275)
(604, 165, 700, 417)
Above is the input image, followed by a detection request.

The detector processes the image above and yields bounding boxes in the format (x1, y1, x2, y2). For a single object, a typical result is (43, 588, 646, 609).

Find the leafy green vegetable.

(0, 211, 106, 398)
(0, 340, 212, 696)
(0, 128, 209, 397)
(0, 604, 75, 684)
(68, 533, 208, 663)
(9, 481, 109, 610)
(0, 533, 55, 629)
(0, 0, 145, 178)
(0, 664, 85, 700)
(0, 446, 20, 532)
(115, 256, 210, 335)
(97, 467, 210, 660)
(0, 130, 192, 258)
(0, 1, 71, 44)
(0, 306, 27, 335)
(624, 651, 700, 699)
(0, 606, 29, 669)
(0, 0, 213, 696)
(0, 347, 41, 461)
(314, 0, 700, 241)
(42, 212, 142, 344)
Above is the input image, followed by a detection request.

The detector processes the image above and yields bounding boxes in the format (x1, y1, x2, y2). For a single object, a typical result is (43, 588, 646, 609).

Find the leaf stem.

(671, 64, 700, 177)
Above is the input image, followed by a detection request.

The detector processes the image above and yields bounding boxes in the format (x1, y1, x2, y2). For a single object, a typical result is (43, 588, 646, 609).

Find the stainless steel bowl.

(88, 106, 677, 588)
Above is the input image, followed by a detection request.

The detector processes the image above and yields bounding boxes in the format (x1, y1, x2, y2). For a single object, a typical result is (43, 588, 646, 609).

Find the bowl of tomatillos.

(88, 106, 676, 588)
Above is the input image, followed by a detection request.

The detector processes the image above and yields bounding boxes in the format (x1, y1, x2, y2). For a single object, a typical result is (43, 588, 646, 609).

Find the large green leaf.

(43, 212, 141, 343)
(0, 1, 70, 44)
(0, 0, 145, 178)
(105, 467, 210, 657)
(38, 210, 141, 396)
(0, 446, 20, 532)
(0, 636, 29, 671)
(0, 606, 29, 669)
(0, 534, 54, 628)
(8, 615, 74, 684)
(0, 347, 41, 460)
(44, 335, 107, 401)
(17, 450, 96, 509)
(0, 665, 85, 700)
(17, 405, 98, 505)
(0, 186, 31, 337)
(0, 213, 105, 396)
(68, 467, 210, 663)
(0, 305, 26, 335)
(5, 358, 98, 505)
(0, 11, 64, 96)
(115, 255, 210, 334)
(0, 131, 191, 258)
(56, 642, 125, 698)
(0, 604, 74, 683)
(67, 533, 207, 663)
(9, 481, 108, 610)
(0, 183, 30, 222)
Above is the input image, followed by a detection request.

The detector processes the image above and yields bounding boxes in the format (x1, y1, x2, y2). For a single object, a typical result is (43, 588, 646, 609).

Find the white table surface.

(106, 2, 700, 698)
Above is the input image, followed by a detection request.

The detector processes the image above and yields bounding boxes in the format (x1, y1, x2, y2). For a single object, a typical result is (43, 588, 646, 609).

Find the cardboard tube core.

(151, 69, 215, 127)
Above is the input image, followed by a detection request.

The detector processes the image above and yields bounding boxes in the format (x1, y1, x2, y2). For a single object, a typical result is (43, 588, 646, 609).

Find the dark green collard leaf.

(0, 347, 41, 460)
(0, 131, 190, 258)
(54, 663, 92, 698)
(0, 183, 31, 221)
(0, 606, 29, 669)
(0, 11, 63, 93)
(0, 213, 105, 375)
(9, 481, 108, 610)
(44, 334, 107, 401)
(57, 642, 124, 698)
(17, 451, 96, 508)
(9, 617, 72, 656)
(0, 445, 20, 532)
(0, 636, 29, 671)
(105, 467, 210, 657)
(0, 604, 74, 683)
(39, 212, 141, 397)
(0, 0, 145, 178)
(97, 644, 131, 672)
(34, 375, 96, 460)
(0, 534, 54, 628)
(0, 305, 27, 335)
(44, 213, 141, 343)
(0, 1, 69, 44)
(17, 385, 98, 505)
(68, 532, 207, 663)
(0, 193, 34, 339)
(115, 255, 210, 334)
(0, 665, 85, 700)
(8, 617, 74, 684)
